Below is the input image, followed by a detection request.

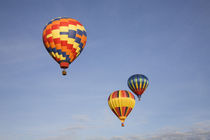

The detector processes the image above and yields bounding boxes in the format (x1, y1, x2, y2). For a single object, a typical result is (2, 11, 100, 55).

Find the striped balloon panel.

(127, 74, 149, 96)
(42, 17, 87, 65)
(108, 90, 135, 122)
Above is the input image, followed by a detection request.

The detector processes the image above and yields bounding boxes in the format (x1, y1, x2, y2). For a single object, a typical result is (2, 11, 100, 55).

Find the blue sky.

(0, 0, 210, 140)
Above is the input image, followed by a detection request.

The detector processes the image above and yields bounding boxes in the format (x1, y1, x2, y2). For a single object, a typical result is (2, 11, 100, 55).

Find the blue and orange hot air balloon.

(108, 90, 135, 127)
(42, 17, 87, 75)
(128, 74, 149, 101)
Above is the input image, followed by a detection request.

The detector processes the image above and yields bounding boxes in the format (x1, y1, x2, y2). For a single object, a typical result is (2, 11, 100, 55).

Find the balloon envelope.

(108, 90, 135, 127)
(127, 74, 149, 100)
(42, 17, 87, 75)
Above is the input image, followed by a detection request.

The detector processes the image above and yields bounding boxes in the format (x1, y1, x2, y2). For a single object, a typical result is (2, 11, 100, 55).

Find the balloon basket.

(121, 123, 125, 127)
(138, 95, 141, 101)
(62, 70, 67, 75)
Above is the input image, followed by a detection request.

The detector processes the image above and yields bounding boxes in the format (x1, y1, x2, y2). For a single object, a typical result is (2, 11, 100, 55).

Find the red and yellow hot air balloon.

(42, 17, 87, 75)
(108, 90, 135, 127)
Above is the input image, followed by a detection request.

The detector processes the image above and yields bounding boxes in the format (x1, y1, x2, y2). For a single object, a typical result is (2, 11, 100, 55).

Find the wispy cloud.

(63, 125, 87, 131)
(72, 114, 91, 122)
(144, 130, 210, 140)
(113, 120, 210, 140)
(62, 114, 94, 132)
(40, 120, 210, 140)
(40, 135, 77, 140)
(90, 120, 210, 140)
(0, 38, 43, 65)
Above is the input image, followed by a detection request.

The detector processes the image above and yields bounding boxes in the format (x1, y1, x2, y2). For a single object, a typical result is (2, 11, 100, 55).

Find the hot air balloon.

(108, 90, 135, 127)
(42, 17, 87, 75)
(127, 74, 149, 101)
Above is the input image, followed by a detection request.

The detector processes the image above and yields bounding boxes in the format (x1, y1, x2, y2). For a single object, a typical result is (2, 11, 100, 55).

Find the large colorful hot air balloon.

(42, 17, 87, 75)
(108, 90, 135, 127)
(127, 74, 149, 101)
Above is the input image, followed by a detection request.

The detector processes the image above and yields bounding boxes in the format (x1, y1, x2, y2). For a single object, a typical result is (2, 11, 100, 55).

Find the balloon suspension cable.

(121, 123, 125, 127)
(62, 69, 67, 76)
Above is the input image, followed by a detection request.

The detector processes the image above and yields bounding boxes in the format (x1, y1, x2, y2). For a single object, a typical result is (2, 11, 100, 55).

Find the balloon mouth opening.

(60, 62, 69, 69)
